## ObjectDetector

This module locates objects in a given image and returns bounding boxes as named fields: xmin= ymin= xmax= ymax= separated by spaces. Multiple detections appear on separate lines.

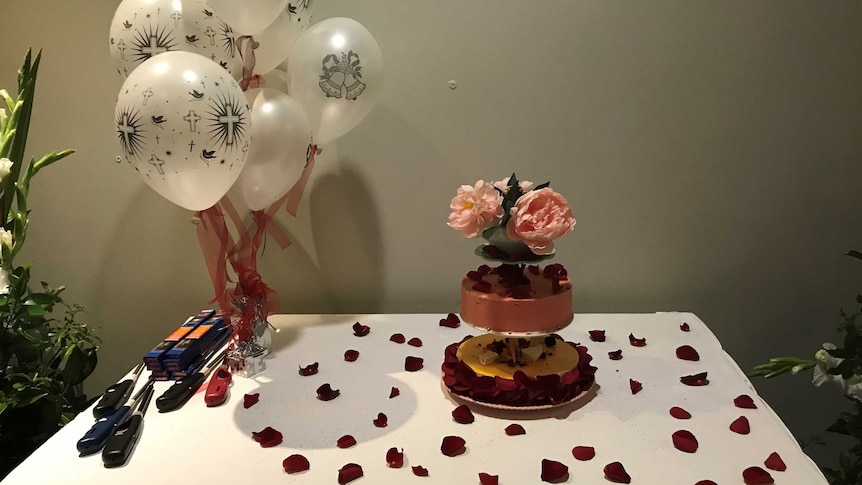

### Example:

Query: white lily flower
xmin=0 ymin=157 xmax=12 ymax=181
xmin=0 ymin=227 xmax=12 ymax=251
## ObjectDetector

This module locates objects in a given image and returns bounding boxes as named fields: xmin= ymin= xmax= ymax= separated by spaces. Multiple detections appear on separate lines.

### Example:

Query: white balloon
xmin=207 ymin=0 xmax=287 ymax=35
xmin=109 ymin=0 xmax=241 ymax=79
xmin=287 ymin=17 xmax=383 ymax=146
xmin=115 ymin=51 xmax=251 ymax=211
xmin=237 ymin=88 xmax=312 ymax=211
xmin=250 ymin=1 xmax=314 ymax=75
xmin=259 ymin=68 xmax=288 ymax=92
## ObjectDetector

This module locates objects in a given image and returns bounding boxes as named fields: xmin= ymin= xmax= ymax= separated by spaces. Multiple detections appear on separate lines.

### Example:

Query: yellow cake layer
xmin=455 ymin=334 xmax=580 ymax=379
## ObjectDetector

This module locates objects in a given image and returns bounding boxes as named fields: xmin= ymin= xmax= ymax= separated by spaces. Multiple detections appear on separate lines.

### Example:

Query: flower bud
xmin=0 ymin=158 xmax=12 ymax=181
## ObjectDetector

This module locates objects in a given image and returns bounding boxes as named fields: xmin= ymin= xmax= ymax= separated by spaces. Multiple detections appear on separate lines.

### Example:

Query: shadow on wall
xmin=309 ymin=163 xmax=384 ymax=313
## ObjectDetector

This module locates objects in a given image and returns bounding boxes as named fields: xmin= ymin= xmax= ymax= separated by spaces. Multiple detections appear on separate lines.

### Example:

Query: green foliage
xmin=0 ymin=50 xmax=98 ymax=478
xmin=751 ymin=250 xmax=862 ymax=484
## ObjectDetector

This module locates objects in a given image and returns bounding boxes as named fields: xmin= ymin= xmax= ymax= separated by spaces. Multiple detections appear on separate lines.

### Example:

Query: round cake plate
xmin=446 ymin=383 xmax=594 ymax=412
xmin=474 ymin=244 xmax=556 ymax=264
xmin=462 ymin=314 xmax=574 ymax=338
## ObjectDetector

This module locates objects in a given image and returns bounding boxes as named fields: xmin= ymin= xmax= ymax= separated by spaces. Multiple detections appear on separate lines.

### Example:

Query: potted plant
xmin=0 ymin=50 xmax=100 ymax=478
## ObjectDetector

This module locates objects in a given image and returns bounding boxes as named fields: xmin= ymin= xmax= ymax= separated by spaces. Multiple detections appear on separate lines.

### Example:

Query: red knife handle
xmin=204 ymin=367 xmax=232 ymax=407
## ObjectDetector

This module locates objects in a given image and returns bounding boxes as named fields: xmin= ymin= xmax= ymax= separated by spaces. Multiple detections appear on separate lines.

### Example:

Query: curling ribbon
xmin=195 ymin=204 xmax=234 ymax=313
xmin=236 ymin=35 xmax=260 ymax=91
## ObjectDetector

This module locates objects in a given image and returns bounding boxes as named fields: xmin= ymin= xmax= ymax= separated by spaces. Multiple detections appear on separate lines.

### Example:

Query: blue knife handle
xmin=77 ymin=406 xmax=131 ymax=455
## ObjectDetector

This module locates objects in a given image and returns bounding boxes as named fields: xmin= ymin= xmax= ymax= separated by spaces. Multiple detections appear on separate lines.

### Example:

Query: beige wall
xmin=2 ymin=0 xmax=860 ymax=467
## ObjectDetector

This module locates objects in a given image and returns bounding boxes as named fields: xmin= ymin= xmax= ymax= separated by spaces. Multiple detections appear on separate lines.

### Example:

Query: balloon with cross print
xmin=115 ymin=51 xmax=250 ymax=211
xmin=109 ymin=0 xmax=241 ymax=80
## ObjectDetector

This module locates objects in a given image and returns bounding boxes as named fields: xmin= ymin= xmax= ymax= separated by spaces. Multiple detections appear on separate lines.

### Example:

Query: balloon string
xmin=237 ymin=35 xmax=260 ymax=91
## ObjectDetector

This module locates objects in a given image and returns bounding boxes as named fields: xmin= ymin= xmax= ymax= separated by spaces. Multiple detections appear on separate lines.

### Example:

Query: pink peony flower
xmin=493 ymin=176 xmax=534 ymax=194
xmin=506 ymin=188 xmax=574 ymax=255
xmin=448 ymin=180 xmax=504 ymax=238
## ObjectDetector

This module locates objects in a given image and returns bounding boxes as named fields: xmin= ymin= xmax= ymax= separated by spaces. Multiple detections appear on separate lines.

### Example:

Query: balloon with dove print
xmin=115 ymin=51 xmax=250 ymax=211
xmin=109 ymin=0 xmax=241 ymax=80
xmin=249 ymin=0 xmax=315 ymax=76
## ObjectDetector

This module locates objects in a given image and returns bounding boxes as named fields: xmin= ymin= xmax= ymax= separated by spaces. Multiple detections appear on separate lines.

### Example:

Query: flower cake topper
xmin=448 ymin=174 xmax=575 ymax=261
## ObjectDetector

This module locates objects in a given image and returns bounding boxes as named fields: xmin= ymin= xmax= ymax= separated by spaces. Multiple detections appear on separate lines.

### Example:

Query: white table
xmin=2 ymin=313 xmax=827 ymax=484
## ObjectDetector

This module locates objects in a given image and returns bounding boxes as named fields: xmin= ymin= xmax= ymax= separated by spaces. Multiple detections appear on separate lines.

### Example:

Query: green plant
xmin=751 ymin=250 xmax=862 ymax=484
xmin=0 ymin=50 xmax=99 ymax=477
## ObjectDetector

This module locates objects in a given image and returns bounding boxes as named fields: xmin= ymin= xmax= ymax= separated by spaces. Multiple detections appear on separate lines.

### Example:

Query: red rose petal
xmin=251 ymin=426 xmax=283 ymax=448
xmin=604 ymin=461 xmax=632 ymax=483
xmin=440 ymin=313 xmax=461 ymax=328
xmin=764 ymin=452 xmax=786 ymax=471
xmin=608 ymin=349 xmax=623 ymax=360
xmin=695 ymin=481 xmax=717 ymax=485
xmin=243 ymin=393 xmax=260 ymax=409
xmin=479 ymin=472 xmax=499 ymax=485
xmin=283 ymin=454 xmax=310 ymax=474
xmin=452 ymin=404 xmax=475 ymax=424
xmin=680 ymin=322 xmax=690 ymax=331
xmin=589 ymin=330 xmax=606 ymax=342
xmin=629 ymin=333 xmax=646 ymax=347
xmin=672 ymin=430 xmax=698 ymax=453
xmin=505 ymin=424 xmax=526 ymax=436
xmin=338 ymin=463 xmax=364 ymax=484
xmin=675 ymin=345 xmax=700 ymax=361
xmin=680 ymin=372 xmax=709 ymax=386
xmin=629 ymin=378 xmax=643 ymax=394
xmin=541 ymin=459 xmax=568 ymax=483
xmin=316 ymin=383 xmax=340 ymax=401
xmin=669 ymin=406 xmax=692 ymax=419
xmin=344 ymin=349 xmax=360 ymax=362
xmin=735 ymin=394 xmax=757 ymax=409
xmin=405 ymin=356 xmax=424 ymax=371
xmin=352 ymin=322 xmax=370 ymax=337
xmin=572 ymin=446 xmax=595 ymax=461
xmin=743 ymin=466 xmax=774 ymax=484
xmin=730 ymin=416 xmax=751 ymax=434
xmin=412 ymin=465 xmax=429 ymax=477
xmin=298 ymin=362 xmax=319 ymax=376
xmin=336 ymin=435 xmax=357 ymax=448
xmin=441 ymin=435 xmax=466 ymax=456
xmin=386 ymin=447 xmax=404 ymax=468
xmin=373 ymin=412 xmax=388 ymax=428
xmin=408 ymin=337 xmax=423 ymax=347
xmin=389 ymin=386 xmax=400 ymax=398
xmin=390 ymin=333 xmax=406 ymax=343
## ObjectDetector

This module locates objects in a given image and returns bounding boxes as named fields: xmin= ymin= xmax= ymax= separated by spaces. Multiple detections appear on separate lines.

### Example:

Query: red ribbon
xmin=237 ymin=35 xmax=260 ymax=92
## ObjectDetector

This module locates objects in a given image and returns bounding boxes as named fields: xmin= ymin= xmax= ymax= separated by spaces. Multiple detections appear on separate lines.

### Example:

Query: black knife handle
xmin=93 ymin=379 xmax=133 ymax=418
xmin=102 ymin=415 xmax=143 ymax=468
xmin=155 ymin=373 xmax=206 ymax=412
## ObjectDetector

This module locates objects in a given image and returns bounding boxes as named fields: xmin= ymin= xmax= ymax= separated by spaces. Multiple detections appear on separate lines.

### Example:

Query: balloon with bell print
xmin=114 ymin=51 xmax=250 ymax=211
xmin=109 ymin=0 xmax=241 ymax=80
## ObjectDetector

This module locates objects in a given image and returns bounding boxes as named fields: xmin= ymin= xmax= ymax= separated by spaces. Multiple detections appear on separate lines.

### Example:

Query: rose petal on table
xmin=390 ymin=333 xmax=406 ymax=343
xmin=670 ymin=406 xmax=691 ymax=419
xmin=386 ymin=447 xmax=404 ymax=468
xmin=479 ymin=472 xmax=499 ymax=485
xmin=764 ymin=452 xmax=786 ymax=471
xmin=735 ymin=394 xmax=757 ymax=409
xmin=695 ymin=481 xmax=718 ymax=485
xmin=452 ymin=404 xmax=474 ymax=424
xmin=672 ymin=430 xmax=698 ymax=453
xmin=680 ymin=372 xmax=709 ymax=386
xmin=344 ymin=349 xmax=360 ymax=362
xmin=338 ymin=463 xmax=364 ymax=484
xmin=629 ymin=378 xmax=643 ymax=394
xmin=316 ymin=383 xmax=340 ymax=401
xmin=405 ymin=356 xmax=424 ymax=372
xmin=629 ymin=333 xmax=647 ymax=347
xmin=608 ymin=349 xmax=623 ymax=360
xmin=540 ymin=459 xmax=568 ymax=483
xmin=373 ymin=412 xmax=388 ymax=428
xmin=298 ymin=362 xmax=319 ymax=376
xmin=282 ymin=454 xmax=309 ymax=474
xmin=440 ymin=313 xmax=461 ymax=328
xmin=243 ymin=393 xmax=260 ymax=409
xmin=675 ymin=345 xmax=700 ymax=361
xmin=389 ymin=386 xmax=400 ymax=398
xmin=589 ymin=330 xmax=606 ymax=342
xmin=408 ymin=337 xmax=423 ymax=347
xmin=251 ymin=426 xmax=282 ymax=448
xmin=412 ymin=465 xmax=429 ymax=477
xmin=352 ymin=322 xmax=370 ymax=337
xmin=604 ymin=461 xmax=632 ymax=483
xmin=730 ymin=416 xmax=751 ymax=434
xmin=743 ymin=466 xmax=774 ymax=484
xmin=572 ymin=446 xmax=595 ymax=461
xmin=680 ymin=322 xmax=691 ymax=331
xmin=441 ymin=435 xmax=466 ymax=456
xmin=505 ymin=424 xmax=526 ymax=436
